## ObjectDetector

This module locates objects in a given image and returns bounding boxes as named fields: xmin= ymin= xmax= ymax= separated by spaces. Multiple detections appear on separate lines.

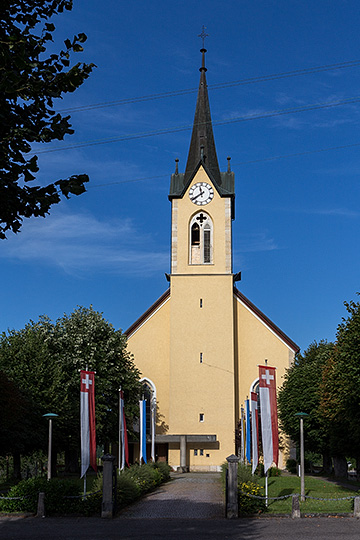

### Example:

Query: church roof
xmin=234 ymin=288 xmax=300 ymax=353
xmin=125 ymin=286 xmax=300 ymax=354
xmin=169 ymin=49 xmax=235 ymax=200
xmin=125 ymin=288 xmax=170 ymax=338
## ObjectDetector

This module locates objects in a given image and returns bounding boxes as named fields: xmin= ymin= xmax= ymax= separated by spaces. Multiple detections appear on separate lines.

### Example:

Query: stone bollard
xmin=36 ymin=491 xmax=45 ymax=518
xmin=226 ymin=454 xmax=240 ymax=519
xmin=292 ymin=494 xmax=301 ymax=519
xmin=101 ymin=454 xmax=115 ymax=519
xmin=354 ymin=496 xmax=360 ymax=518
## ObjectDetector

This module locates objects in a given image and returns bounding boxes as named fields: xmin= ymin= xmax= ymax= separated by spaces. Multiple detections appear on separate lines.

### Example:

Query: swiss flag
xmin=259 ymin=365 xmax=279 ymax=473
xmin=80 ymin=371 xmax=97 ymax=478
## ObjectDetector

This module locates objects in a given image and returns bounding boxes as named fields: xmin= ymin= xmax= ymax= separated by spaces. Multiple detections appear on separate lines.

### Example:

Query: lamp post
xmin=43 ymin=413 xmax=58 ymax=480
xmin=295 ymin=412 xmax=309 ymax=502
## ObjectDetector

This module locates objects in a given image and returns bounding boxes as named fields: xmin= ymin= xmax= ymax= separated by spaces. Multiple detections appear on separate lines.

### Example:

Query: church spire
xmin=183 ymin=47 xmax=221 ymax=186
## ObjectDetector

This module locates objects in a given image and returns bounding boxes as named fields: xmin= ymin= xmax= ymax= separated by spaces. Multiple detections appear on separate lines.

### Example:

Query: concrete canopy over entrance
xmin=156 ymin=434 xmax=217 ymax=472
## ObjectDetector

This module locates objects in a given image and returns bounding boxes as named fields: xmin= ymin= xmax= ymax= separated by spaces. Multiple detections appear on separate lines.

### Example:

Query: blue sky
xmin=2 ymin=0 xmax=360 ymax=352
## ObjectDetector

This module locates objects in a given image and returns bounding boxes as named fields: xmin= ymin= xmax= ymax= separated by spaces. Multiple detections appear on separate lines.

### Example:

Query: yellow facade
xmin=126 ymin=49 xmax=298 ymax=471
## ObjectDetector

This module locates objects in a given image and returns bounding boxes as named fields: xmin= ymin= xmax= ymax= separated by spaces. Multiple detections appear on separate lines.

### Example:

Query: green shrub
xmin=116 ymin=462 xmax=170 ymax=510
xmin=238 ymin=481 xmax=267 ymax=515
xmin=0 ymin=462 xmax=171 ymax=516
xmin=149 ymin=461 xmax=171 ymax=482
xmin=286 ymin=459 xmax=297 ymax=475
xmin=221 ymin=461 xmax=260 ymax=486
xmin=124 ymin=463 xmax=162 ymax=495
xmin=117 ymin=473 xmax=141 ymax=507
xmin=268 ymin=466 xmax=281 ymax=477
xmin=0 ymin=477 xmax=81 ymax=515
xmin=238 ymin=463 xmax=260 ymax=483
xmin=221 ymin=462 xmax=266 ymax=515
xmin=257 ymin=463 xmax=282 ymax=477
xmin=79 ymin=489 xmax=102 ymax=516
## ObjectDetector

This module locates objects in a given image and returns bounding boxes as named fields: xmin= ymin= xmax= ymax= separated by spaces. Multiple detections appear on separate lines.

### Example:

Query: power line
xmin=32 ymin=94 xmax=360 ymax=155
xmin=88 ymin=141 xmax=360 ymax=189
xmin=59 ymin=59 xmax=360 ymax=114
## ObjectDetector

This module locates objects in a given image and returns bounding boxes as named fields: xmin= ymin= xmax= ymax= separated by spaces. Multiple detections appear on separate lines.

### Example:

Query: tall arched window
xmin=189 ymin=212 xmax=213 ymax=265
xmin=140 ymin=377 xmax=157 ymax=462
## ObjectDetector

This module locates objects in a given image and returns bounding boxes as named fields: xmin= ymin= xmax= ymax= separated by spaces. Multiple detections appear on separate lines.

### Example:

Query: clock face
xmin=189 ymin=182 xmax=214 ymax=205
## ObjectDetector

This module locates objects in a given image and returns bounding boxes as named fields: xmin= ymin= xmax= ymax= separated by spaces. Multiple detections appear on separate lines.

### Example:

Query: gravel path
xmin=118 ymin=472 xmax=225 ymax=519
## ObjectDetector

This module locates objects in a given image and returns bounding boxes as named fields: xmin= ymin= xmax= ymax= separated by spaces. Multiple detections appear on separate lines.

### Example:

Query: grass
xmin=257 ymin=475 xmax=359 ymax=514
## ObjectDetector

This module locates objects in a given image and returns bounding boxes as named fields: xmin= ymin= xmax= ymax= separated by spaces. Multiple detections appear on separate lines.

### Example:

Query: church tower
xmin=126 ymin=47 xmax=299 ymax=471
xmin=167 ymin=47 xmax=237 ymax=468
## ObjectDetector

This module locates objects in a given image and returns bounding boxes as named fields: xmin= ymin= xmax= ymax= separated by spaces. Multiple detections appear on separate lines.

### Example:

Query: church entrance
xmin=155 ymin=443 xmax=168 ymax=463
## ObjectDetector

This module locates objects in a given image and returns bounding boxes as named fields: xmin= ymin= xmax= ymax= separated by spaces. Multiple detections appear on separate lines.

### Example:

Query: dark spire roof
xmin=169 ymin=48 xmax=235 ymax=203
xmin=183 ymin=48 xmax=221 ymax=186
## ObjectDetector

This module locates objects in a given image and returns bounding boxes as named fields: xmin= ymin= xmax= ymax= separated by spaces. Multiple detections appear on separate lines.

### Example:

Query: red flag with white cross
xmin=259 ymin=365 xmax=279 ymax=473
xmin=80 ymin=370 xmax=97 ymax=478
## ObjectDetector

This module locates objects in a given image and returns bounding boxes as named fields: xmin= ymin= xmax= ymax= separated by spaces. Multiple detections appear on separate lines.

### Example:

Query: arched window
xmin=189 ymin=212 xmax=213 ymax=265
xmin=140 ymin=378 xmax=157 ymax=461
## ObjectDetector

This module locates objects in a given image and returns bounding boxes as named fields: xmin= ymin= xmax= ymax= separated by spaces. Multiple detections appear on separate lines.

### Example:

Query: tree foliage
xmin=0 ymin=0 xmax=95 ymax=239
xmin=0 ymin=307 xmax=141 ymax=469
xmin=278 ymin=341 xmax=334 ymax=465
xmin=279 ymin=295 xmax=360 ymax=476
xmin=0 ymin=370 xmax=40 ymax=456
xmin=49 ymin=306 xmax=142 ymax=453
xmin=320 ymin=296 xmax=360 ymax=460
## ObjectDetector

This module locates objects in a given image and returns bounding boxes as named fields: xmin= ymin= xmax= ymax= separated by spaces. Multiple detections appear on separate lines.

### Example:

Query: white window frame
xmin=189 ymin=212 xmax=213 ymax=265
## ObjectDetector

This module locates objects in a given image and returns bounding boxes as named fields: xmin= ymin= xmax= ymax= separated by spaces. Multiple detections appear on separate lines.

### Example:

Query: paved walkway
xmin=118 ymin=471 xmax=225 ymax=519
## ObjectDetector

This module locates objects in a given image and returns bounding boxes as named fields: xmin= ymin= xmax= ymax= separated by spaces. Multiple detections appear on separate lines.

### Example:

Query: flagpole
xmin=139 ymin=395 xmax=144 ymax=465
xmin=151 ymin=392 xmax=156 ymax=462
xmin=240 ymin=405 xmax=245 ymax=464
xmin=84 ymin=364 xmax=88 ymax=499
xmin=118 ymin=386 xmax=122 ymax=474
xmin=265 ymin=471 xmax=268 ymax=507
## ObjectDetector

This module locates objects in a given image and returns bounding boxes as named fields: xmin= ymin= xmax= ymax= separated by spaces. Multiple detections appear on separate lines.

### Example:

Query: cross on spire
xmin=198 ymin=25 xmax=209 ymax=48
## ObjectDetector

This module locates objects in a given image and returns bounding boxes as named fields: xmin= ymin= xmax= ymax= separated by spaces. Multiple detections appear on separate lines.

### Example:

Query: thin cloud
xmin=236 ymin=232 xmax=278 ymax=253
xmin=274 ymin=205 xmax=360 ymax=218
xmin=0 ymin=211 xmax=169 ymax=276
xmin=303 ymin=207 xmax=360 ymax=218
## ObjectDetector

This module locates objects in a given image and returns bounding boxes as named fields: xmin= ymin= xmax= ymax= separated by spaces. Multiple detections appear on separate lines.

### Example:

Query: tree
xmin=0 ymin=318 xmax=59 ymax=476
xmin=49 ymin=306 xmax=142 ymax=470
xmin=0 ymin=307 xmax=142 ymax=473
xmin=0 ymin=371 xmax=41 ymax=478
xmin=278 ymin=341 xmax=334 ymax=472
xmin=0 ymin=0 xmax=95 ymax=239
xmin=320 ymin=295 xmax=360 ymax=476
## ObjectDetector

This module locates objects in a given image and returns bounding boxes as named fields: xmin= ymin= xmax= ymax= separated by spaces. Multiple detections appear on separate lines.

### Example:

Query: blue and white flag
xmin=251 ymin=392 xmax=259 ymax=474
xmin=245 ymin=399 xmax=251 ymax=464
xmin=139 ymin=399 xmax=147 ymax=464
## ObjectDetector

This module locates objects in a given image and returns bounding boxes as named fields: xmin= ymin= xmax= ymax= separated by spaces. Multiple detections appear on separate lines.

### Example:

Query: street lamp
xmin=295 ymin=412 xmax=309 ymax=502
xmin=43 ymin=413 xmax=58 ymax=480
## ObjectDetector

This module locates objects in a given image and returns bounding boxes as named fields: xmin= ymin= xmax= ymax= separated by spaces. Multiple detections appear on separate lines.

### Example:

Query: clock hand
xmin=192 ymin=190 xmax=204 ymax=201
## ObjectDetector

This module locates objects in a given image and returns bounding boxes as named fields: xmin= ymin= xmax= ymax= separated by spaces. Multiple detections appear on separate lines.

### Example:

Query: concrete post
xmin=226 ymin=454 xmax=240 ymax=519
xmin=101 ymin=454 xmax=115 ymax=519
xmin=292 ymin=494 xmax=301 ymax=519
xmin=354 ymin=496 xmax=360 ymax=517
xmin=36 ymin=492 xmax=45 ymax=518
xmin=179 ymin=435 xmax=188 ymax=473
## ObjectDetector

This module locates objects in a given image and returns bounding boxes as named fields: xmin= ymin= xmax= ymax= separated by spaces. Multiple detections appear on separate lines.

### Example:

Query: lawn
xmin=257 ymin=475 xmax=359 ymax=514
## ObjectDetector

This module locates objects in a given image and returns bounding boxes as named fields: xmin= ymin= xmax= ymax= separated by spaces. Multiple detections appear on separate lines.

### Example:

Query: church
xmin=125 ymin=47 xmax=299 ymax=472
